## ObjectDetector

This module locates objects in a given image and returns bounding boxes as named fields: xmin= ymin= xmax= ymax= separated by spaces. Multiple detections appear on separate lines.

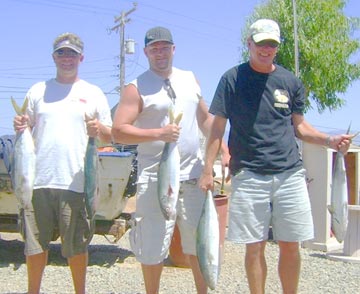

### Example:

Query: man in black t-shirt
xmin=199 ymin=19 xmax=352 ymax=294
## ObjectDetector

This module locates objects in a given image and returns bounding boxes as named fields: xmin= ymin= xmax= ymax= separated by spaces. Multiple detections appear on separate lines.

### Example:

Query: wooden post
xmin=343 ymin=205 xmax=360 ymax=257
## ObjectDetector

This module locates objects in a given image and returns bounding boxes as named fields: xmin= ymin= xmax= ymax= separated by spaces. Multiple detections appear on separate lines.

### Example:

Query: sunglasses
xmin=164 ymin=79 xmax=176 ymax=103
xmin=54 ymin=49 xmax=80 ymax=57
xmin=253 ymin=38 xmax=279 ymax=48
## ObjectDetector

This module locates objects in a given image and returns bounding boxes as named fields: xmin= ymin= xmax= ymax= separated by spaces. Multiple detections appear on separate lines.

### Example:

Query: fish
xmin=328 ymin=151 xmax=348 ymax=243
xmin=327 ymin=126 xmax=359 ymax=243
xmin=84 ymin=114 xmax=100 ymax=220
xmin=10 ymin=97 xmax=36 ymax=209
xmin=157 ymin=106 xmax=182 ymax=220
xmin=196 ymin=190 xmax=220 ymax=290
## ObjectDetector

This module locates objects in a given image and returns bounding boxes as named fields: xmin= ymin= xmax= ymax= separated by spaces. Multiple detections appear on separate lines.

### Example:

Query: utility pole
xmin=111 ymin=2 xmax=137 ymax=96
xmin=292 ymin=0 xmax=299 ymax=77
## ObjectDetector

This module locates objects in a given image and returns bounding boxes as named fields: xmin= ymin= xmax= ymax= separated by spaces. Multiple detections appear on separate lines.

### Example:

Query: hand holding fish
xmin=160 ymin=108 xmax=182 ymax=142
xmin=199 ymin=171 xmax=215 ymax=192
xmin=85 ymin=114 xmax=100 ymax=138
xmin=12 ymin=96 xmax=30 ymax=133
xmin=13 ymin=114 xmax=30 ymax=133
xmin=327 ymin=133 xmax=357 ymax=155
xmin=160 ymin=123 xmax=181 ymax=143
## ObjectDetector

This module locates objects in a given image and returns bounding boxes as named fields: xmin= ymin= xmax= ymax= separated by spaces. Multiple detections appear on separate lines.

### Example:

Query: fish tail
xmin=350 ymin=131 xmax=360 ymax=140
xmin=174 ymin=112 xmax=183 ymax=125
xmin=168 ymin=107 xmax=175 ymax=124
xmin=346 ymin=122 xmax=351 ymax=134
xmin=11 ymin=97 xmax=28 ymax=115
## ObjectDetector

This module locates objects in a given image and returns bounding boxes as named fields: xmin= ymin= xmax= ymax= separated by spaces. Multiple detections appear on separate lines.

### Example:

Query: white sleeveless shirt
xmin=131 ymin=67 xmax=204 ymax=183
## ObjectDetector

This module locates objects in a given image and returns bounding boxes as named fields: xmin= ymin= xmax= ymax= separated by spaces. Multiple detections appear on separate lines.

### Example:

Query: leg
xmin=270 ymin=169 xmax=313 ymax=293
xmin=189 ymin=255 xmax=208 ymax=294
xmin=68 ymin=252 xmax=88 ymax=294
xmin=58 ymin=190 xmax=92 ymax=294
xmin=245 ymin=241 xmax=267 ymax=294
xmin=22 ymin=191 xmax=56 ymax=294
xmin=26 ymin=251 xmax=48 ymax=294
xmin=141 ymin=262 xmax=163 ymax=294
xmin=278 ymin=241 xmax=300 ymax=294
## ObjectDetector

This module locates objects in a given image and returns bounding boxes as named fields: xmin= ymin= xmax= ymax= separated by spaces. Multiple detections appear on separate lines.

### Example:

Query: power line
xmin=134 ymin=1 xmax=239 ymax=33
xmin=9 ymin=0 xmax=117 ymax=16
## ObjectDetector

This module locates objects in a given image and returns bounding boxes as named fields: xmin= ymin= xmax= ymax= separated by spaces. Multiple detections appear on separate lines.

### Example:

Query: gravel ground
xmin=0 ymin=230 xmax=359 ymax=294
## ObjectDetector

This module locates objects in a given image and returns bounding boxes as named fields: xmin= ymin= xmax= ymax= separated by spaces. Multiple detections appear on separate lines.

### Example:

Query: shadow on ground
xmin=0 ymin=237 xmax=134 ymax=268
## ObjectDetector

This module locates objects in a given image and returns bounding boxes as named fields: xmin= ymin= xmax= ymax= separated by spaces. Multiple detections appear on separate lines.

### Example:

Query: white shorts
xmin=129 ymin=178 xmax=205 ymax=265
xmin=228 ymin=168 xmax=314 ymax=243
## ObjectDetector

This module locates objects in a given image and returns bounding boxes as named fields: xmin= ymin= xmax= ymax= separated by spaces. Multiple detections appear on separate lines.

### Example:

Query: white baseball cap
xmin=249 ymin=19 xmax=281 ymax=44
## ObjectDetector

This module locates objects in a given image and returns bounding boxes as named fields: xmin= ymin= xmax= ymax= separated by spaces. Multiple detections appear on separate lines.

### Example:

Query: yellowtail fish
xmin=157 ymin=106 xmax=182 ymax=220
xmin=196 ymin=190 xmax=220 ymax=290
xmin=328 ymin=151 xmax=348 ymax=243
xmin=11 ymin=97 xmax=36 ymax=209
xmin=328 ymin=129 xmax=359 ymax=243
xmin=84 ymin=114 xmax=100 ymax=220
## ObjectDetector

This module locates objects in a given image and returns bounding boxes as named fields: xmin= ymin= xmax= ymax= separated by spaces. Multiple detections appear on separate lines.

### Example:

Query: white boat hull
xmin=0 ymin=151 xmax=135 ymax=220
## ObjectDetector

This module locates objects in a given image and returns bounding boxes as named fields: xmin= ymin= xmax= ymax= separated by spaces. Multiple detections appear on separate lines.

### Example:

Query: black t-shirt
xmin=210 ymin=62 xmax=305 ymax=175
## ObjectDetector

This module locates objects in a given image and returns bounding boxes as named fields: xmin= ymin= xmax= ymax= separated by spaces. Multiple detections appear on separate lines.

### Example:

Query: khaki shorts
xmin=228 ymin=168 xmax=314 ymax=243
xmin=20 ymin=188 xmax=93 ymax=258
xmin=129 ymin=178 xmax=205 ymax=265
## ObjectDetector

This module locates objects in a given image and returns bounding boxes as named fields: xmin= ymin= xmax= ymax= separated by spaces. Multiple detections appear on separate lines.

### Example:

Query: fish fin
xmin=333 ymin=217 xmax=341 ymax=225
xmin=11 ymin=97 xmax=28 ymax=115
xmin=327 ymin=205 xmax=334 ymax=214
xmin=167 ymin=185 xmax=174 ymax=197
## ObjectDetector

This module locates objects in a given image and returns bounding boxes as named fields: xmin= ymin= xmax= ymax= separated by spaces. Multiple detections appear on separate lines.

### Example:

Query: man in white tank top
xmin=112 ymin=27 xmax=229 ymax=294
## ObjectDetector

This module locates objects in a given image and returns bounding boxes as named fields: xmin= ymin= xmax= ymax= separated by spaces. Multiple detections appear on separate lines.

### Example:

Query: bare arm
xmin=196 ymin=98 xmax=213 ymax=138
xmin=111 ymin=84 xmax=180 ymax=144
xmin=292 ymin=113 xmax=352 ymax=153
xmin=97 ymin=123 xmax=112 ymax=143
xmin=197 ymin=96 xmax=229 ymax=159
xmin=199 ymin=115 xmax=228 ymax=191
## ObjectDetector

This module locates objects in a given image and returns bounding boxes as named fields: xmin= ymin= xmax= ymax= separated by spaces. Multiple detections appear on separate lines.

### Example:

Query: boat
xmin=0 ymin=135 xmax=137 ymax=242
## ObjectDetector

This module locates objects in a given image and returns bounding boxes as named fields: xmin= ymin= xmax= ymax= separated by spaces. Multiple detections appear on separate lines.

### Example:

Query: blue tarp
xmin=0 ymin=135 xmax=15 ymax=174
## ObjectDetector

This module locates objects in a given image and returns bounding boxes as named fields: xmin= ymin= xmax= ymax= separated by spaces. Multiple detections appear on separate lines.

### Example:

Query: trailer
xmin=0 ymin=135 xmax=137 ymax=242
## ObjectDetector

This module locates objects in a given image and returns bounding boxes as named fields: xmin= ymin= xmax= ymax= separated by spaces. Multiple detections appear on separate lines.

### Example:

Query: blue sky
xmin=0 ymin=0 xmax=359 ymax=142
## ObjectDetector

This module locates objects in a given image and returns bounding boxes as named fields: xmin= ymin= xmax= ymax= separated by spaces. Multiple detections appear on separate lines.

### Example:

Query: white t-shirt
xmin=131 ymin=67 xmax=204 ymax=183
xmin=26 ymin=78 xmax=112 ymax=192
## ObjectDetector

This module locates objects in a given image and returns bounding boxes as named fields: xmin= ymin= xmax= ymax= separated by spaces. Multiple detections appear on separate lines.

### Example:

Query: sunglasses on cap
xmin=54 ymin=49 xmax=80 ymax=57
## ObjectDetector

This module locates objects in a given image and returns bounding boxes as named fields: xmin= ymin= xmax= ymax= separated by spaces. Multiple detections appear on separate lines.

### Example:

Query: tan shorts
xmin=20 ymin=188 xmax=93 ymax=258
xmin=129 ymin=178 xmax=206 ymax=265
